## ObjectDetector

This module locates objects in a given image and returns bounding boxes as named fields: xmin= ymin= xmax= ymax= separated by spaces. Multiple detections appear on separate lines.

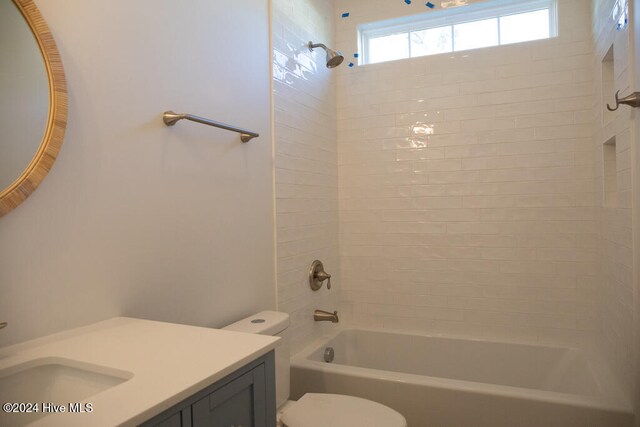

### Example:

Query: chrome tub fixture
xmin=324 ymin=346 xmax=335 ymax=363
xmin=309 ymin=260 xmax=332 ymax=290
xmin=314 ymin=309 xmax=339 ymax=323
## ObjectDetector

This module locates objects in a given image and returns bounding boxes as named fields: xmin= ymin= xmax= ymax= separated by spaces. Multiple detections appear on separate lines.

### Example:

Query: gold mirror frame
xmin=0 ymin=0 xmax=67 ymax=217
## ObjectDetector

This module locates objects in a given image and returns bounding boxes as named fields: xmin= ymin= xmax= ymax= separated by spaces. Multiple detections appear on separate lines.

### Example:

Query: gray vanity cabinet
xmin=140 ymin=352 xmax=275 ymax=427
xmin=192 ymin=364 xmax=267 ymax=427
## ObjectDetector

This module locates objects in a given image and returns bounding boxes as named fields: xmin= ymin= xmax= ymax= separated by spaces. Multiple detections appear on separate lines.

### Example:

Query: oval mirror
xmin=0 ymin=0 xmax=67 ymax=217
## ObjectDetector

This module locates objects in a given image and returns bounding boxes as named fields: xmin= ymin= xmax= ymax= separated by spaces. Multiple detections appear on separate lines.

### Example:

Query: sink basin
xmin=0 ymin=357 xmax=132 ymax=426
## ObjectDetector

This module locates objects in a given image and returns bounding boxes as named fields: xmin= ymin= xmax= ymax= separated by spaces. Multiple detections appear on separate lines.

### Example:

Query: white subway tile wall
xmin=334 ymin=0 xmax=598 ymax=347
xmin=272 ymin=0 xmax=341 ymax=352
xmin=592 ymin=0 xmax=635 ymax=403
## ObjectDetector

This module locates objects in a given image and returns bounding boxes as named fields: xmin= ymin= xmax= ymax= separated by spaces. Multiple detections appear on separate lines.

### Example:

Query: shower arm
xmin=308 ymin=42 xmax=328 ymax=51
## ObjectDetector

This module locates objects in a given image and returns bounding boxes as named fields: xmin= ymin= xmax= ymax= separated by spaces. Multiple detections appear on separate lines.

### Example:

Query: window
xmin=360 ymin=0 xmax=557 ymax=65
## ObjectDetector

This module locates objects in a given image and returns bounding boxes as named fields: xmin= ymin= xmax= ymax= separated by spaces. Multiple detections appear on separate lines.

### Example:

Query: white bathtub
xmin=290 ymin=329 xmax=634 ymax=427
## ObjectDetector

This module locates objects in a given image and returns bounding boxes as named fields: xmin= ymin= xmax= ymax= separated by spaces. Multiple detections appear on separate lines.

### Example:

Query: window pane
xmin=368 ymin=33 xmax=409 ymax=64
xmin=453 ymin=18 xmax=499 ymax=51
xmin=410 ymin=26 xmax=453 ymax=57
xmin=500 ymin=9 xmax=549 ymax=45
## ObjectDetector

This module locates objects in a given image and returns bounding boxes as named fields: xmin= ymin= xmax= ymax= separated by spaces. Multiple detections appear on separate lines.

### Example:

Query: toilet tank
xmin=223 ymin=311 xmax=290 ymax=408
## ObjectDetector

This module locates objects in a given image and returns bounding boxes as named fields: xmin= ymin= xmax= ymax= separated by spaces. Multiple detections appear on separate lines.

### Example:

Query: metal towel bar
xmin=163 ymin=111 xmax=259 ymax=143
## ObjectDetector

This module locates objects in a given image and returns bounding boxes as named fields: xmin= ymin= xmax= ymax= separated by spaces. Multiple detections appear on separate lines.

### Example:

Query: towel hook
xmin=607 ymin=90 xmax=640 ymax=111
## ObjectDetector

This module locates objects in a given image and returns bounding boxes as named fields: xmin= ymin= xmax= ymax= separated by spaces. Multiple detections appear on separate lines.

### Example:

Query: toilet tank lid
xmin=223 ymin=311 xmax=290 ymax=336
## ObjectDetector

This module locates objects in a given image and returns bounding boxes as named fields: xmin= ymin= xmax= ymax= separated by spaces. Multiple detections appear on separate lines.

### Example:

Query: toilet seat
xmin=280 ymin=393 xmax=407 ymax=427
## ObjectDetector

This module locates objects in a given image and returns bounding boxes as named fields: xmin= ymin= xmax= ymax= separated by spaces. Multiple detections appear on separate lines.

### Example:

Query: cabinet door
xmin=191 ymin=365 xmax=266 ymax=427
xmin=154 ymin=412 xmax=182 ymax=427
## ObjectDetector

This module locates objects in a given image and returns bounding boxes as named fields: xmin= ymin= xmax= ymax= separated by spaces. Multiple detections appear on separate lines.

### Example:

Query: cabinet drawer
xmin=191 ymin=365 xmax=266 ymax=427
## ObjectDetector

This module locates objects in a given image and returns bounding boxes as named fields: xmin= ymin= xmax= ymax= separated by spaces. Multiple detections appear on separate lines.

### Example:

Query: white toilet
xmin=224 ymin=311 xmax=407 ymax=427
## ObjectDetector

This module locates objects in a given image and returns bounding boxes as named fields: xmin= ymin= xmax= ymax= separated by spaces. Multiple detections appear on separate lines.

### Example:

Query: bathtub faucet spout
xmin=314 ymin=309 xmax=339 ymax=323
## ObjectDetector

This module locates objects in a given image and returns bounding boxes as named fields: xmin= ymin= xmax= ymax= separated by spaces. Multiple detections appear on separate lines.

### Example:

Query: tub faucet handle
xmin=316 ymin=271 xmax=331 ymax=289
xmin=309 ymin=260 xmax=332 ymax=291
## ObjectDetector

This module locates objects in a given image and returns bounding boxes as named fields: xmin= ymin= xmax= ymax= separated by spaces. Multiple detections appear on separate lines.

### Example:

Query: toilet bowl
xmin=223 ymin=311 xmax=406 ymax=427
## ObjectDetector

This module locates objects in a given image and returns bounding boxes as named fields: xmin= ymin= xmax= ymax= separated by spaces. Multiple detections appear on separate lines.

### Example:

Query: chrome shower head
xmin=308 ymin=41 xmax=344 ymax=69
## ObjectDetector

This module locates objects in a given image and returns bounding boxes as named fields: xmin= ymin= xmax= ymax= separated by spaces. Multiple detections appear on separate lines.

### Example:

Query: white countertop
xmin=0 ymin=317 xmax=279 ymax=426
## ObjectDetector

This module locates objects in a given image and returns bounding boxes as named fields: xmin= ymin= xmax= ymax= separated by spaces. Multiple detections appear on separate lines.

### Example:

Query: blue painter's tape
xmin=341 ymin=12 xmax=350 ymax=18
xmin=354 ymin=53 xmax=359 ymax=58
xmin=426 ymin=2 xmax=435 ymax=8
xmin=348 ymin=62 xmax=354 ymax=67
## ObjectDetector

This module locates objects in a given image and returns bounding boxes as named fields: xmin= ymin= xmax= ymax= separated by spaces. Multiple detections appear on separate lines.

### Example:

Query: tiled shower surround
xmin=272 ymin=0 xmax=341 ymax=352
xmin=592 ymin=0 xmax=635 ymax=405
xmin=334 ymin=0 xmax=597 ymax=347
xmin=273 ymin=0 xmax=637 ymax=411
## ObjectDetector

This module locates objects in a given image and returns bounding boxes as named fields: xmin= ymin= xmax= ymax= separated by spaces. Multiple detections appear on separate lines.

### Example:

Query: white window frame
xmin=359 ymin=0 xmax=558 ymax=65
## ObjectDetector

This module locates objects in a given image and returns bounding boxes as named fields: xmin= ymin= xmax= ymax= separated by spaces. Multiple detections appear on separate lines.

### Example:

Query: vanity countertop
xmin=0 ymin=317 xmax=279 ymax=426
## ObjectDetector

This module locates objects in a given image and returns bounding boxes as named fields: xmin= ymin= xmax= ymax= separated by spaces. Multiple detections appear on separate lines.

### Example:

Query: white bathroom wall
xmin=0 ymin=0 xmax=275 ymax=346
xmin=591 ymin=0 xmax=635 ymax=403
xmin=272 ymin=0 xmax=341 ymax=353
xmin=334 ymin=0 xmax=598 ymax=347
